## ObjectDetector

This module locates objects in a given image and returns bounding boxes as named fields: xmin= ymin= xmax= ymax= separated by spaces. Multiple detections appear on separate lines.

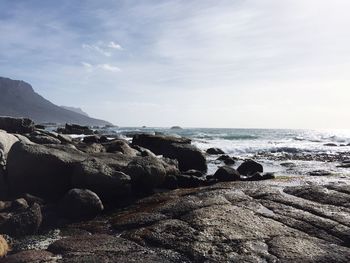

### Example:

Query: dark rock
xmin=183 ymin=169 xmax=204 ymax=177
xmin=0 ymin=130 xmax=19 ymax=162
xmin=213 ymin=166 xmax=240 ymax=181
xmin=76 ymin=142 xmax=106 ymax=154
xmin=0 ymin=169 xmax=8 ymax=199
xmin=21 ymin=193 xmax=45 ymax=206
xmin=11 ymin=198 xmax=29 ymax=211
xmin=160 ymin=175 xmax=178 ymax=189
xmin=0 ymin=203 xmax=42 ymax=236
xmin=132 ymin=145 xmax=157 ymax=157
xmin=237 ymin=160 xmax=263 ymax=176
xmin=99 ymin=135 xmax=109 ymax=143
xmin=245 ymin=172 xmax=264 ymax=181
xmin=206 ymin=147 xmax=225 ymax=155
xmin=262 ymin=172 xmax=276 ymax=180
xmin=170 ymin=126 xmax=182 ymax=129
xmin=58 ymin=123 xmax=94 ymax=135
xmin=34 ymin=124 xmax=46 ymax=129
xmin=0 ymin=117 xmax=34 ymax=134
xmin=0 ymin=250 xmax=55 ymax=263
xmin=280 ymin=162 xmax=296 ymax=168
xmin=324 ymin=143 xmax=338 ymax=147
xmin=6 ymin=141 xmax=86 ymax=199
xmin=132 ymin=133 xmax=191 ymax=152
xmin=60 ymin=189 xmax=104 ymax=220
xmin=176 ymin=174 xmax=204 ymax=188
xmin=217 ymin=155 xmax=236 ymax=165
xmin=309 ymin=170 xmax=332 ymax=176
xmin=72 ymin=158 xmax=132 ymax=201
xmin=82 ymin=135 xmax=100 ymax=143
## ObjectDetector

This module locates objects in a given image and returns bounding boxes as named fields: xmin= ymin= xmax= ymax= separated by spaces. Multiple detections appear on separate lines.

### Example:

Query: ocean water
xmin=104 ymin=127 xmax=350 ymax=176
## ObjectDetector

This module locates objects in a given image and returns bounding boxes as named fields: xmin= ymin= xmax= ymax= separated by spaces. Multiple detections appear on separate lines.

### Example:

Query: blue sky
xmin=1 ymin=0 xmax=350 ymax=128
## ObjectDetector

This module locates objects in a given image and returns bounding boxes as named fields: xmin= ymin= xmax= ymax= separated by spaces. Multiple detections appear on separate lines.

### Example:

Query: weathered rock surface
xmin=60 ymin=189 xmax=104 ymax=220
xmin=213 ymin=166 xmax=240 ymax=181
xmin=57 ymin=123 xmax=94 ymax=135
xmin=0 ymin=117 xmax=34 ymax=134
xmin=0 ymin=250 xmax=56 ymax=263
xmin=6 ymin=178 xmax=350 ymax=262
xmin=0 ymin=130 xmax=19 ymax=164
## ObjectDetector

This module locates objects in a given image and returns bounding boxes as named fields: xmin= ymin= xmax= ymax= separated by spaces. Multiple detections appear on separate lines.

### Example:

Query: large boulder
xmin=214 ymin=166 xmax=240 ymax=182
xmin=0 ymin=130 xmax=19 ymax=163
xmin=6 ymin=142 xmax=86 ymax=199
xmin=237 ymin=160 xmax=263 ymax=176
xmin=60 ymin=188 xmax=104 ymax=220
xmin=72 ymin=158 xmax=132 ymax=201
xmin=0 ymin=117 xmax=35 ymax=134
xmin=104 ymin=139 xmax=139 ymax=156
xmin=132 ymin=134 xmax=206 ymax=172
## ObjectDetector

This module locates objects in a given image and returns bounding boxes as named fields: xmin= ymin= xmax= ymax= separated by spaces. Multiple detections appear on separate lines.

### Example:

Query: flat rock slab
xmin=4 ymin=177 xmax=350 ymax=262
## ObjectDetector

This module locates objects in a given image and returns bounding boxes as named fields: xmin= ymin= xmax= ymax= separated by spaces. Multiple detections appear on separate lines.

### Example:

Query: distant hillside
xmin=0 ymin=77 xmax=111 ymax=126
xmin=61 ymin=106 xmax=89 ymax=117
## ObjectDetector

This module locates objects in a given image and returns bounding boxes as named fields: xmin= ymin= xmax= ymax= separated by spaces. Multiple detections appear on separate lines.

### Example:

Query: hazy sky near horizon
xmin=1 ymin=0 xmax=350 ymax=128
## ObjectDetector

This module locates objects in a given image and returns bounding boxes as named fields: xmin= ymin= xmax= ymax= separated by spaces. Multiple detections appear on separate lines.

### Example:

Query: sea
xmin=99 ymin=127 xmax=350 ymax=177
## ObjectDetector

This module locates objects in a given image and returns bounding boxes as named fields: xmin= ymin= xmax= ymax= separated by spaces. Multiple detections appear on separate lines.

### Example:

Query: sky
xmin=1 ymin=0 xmax=350 ymax=128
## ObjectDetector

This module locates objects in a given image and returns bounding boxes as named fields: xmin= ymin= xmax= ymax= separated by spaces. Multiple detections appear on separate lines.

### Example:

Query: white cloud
xmin=82 ymin=43 xmax=111 ymax=57
xmin=97 ymin=64 xmax=121 ymax=72
xmin=108 ymin=41 xmax=123 ymax=50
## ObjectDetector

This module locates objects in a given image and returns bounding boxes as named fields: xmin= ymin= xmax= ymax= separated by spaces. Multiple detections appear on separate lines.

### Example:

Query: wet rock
xmin=72 ymin=158 xmax=131 ymax=201
xmin=60 ymin=189 xmax=104 ymax=220
xmin=206 ymin=148 xmax=225 ymax=155
xmin=245 ymin=172 xmax=264 ymax=181
xmin=237 ymin=160 xmax=263 ymax=176
xmin=7 ymin=142 xmax=86 ymax=199
xmin=0 ymin=203 xmax=42 ymax=236
xmin=217 ymin=155 xmax=236 ymax=165
xmin=213 ymin=166 xmax=240 ymax=181
xmin=0 ymin=117 xmax=34 ymax=134
xmin=0 ymin=250 xmax=55 ymax=263
xmin=57 ymin=123 xmax=94 ymax=135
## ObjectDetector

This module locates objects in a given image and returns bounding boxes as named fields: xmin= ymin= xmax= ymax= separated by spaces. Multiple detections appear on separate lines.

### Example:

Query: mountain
xmin=0 ymin=77 xmax=111 ymax=126
xmin=60 ymin=106 xmax=89 ymax=117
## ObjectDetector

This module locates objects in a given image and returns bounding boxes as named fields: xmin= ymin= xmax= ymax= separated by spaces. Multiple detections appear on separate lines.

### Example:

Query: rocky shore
xmin=0 ymin=117 xmax=349 ymax=262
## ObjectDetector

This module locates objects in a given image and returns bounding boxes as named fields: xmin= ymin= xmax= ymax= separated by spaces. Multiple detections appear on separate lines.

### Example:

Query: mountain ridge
xmin=0 ymin=77 xmax=111 ymax=126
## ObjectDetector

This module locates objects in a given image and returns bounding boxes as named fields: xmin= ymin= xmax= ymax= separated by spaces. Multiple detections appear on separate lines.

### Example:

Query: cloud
xmin=81 ymin=62 xmax=121 ymax=73
xmin=82 ymin=43 xmax=112 ymax=57
xmin=108 ymin=41 xmax=123 ymax=50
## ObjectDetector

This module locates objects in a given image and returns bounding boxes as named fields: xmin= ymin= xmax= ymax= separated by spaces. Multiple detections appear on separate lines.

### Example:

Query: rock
xmin=57 ymin=123 xmax=94 ymax=135
xmin=0 ymin=235 xmax=9 ymax=258
xmin=0 ymin=203 xmax=42 ymax=236
xmin=11 ymin=198 xmax=29 ymax=211
xmin=262 ymin=172 xmax=275 ymax=180
xmin=60 ymin=189 xmax=104 ymax=220
xmin=132 ymin=133 xmax=191 ymax=152
xmin=0 ymin=170 xmax=8 ymax=199
xmin=77 ymin=142 xmax=106 ymax=154
xmin=6 ymin=141 xmax=86 ymax=199
xmin=170 ymin=126 xmax=182 ymax=129
xmin=83 ymin=135 xmax=100 ymax=143
xmin=309 ymin=170 xmax=332 ymax=176
xmin=245 ymin=172 xmax=264 ymax=181
xmin=176 ymin=174 xmax=205 ymax=188
xmin=0 ymin=250 xmax=55 ymax=262
xmin=26 ymin=133 xmax=61 ymax=144
xmin=160 ymin=175 xmax=178 ymax=189
xmin=324 ymin=143 xmax=338 ymax=147
xmin=0 ymin=117 xmax=34 ymax=134
xmin=164 ymin=143 xmax=207 ymax=172
xmin=216 ymin=155 xmax=236 ymax=165
xmin=0 ymin=130 xmax=19 ymax=162
xmin=72 ymin=158 xmax=132 ymax=201
xmin=132 ymin=145 xmax=157 ymax=158
xmin=213 ymin=166 xmax=240 ymax=181
xmin=48 ymin=234 xmax=177 ymax=262
xmin=183 ymin=169 xmax=204 ymax=177
xmin=338 ymin=163 xmax=350 ymax=168
xmin=237 ymin=160 xmax=263 ymax=176
xmin=206 ymin=148 xmax=225 ymax=155
xmin=104 ymin=139 xmax=138 ymax=156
